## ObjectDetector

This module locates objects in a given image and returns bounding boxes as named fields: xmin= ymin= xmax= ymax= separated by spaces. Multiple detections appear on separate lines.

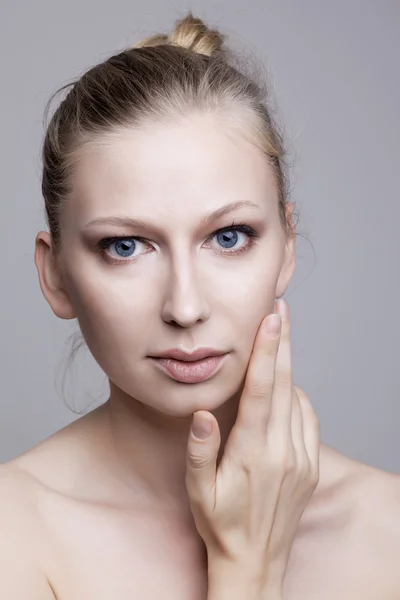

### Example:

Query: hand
xmin=185 ymin=298 xmax=320 ymax=595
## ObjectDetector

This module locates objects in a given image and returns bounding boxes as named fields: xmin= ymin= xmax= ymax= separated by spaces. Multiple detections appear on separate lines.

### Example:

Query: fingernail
xmin=265 ymin=314 xmax=281 ymax=337
xmin=191 ymin=415 xmax=212 ymax=440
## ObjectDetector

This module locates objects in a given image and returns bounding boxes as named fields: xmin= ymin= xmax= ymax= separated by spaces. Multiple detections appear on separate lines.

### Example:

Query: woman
xmin=1 ymin=11 xmax=399 ymax=600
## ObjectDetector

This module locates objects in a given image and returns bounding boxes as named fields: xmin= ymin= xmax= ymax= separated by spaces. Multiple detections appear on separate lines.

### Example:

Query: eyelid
xmin=98 ymin=222 xmax=258 ymax=246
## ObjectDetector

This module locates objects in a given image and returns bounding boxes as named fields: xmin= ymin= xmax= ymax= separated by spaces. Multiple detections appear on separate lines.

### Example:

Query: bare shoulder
xmin=0 ymin=461 xmax=56 ymax=598
xmin=0 ymin=459 xmax=45 ymax=531
xmin=324 ymin=444 xmax=400 ymax=529
xmin=313 ymin=446 xmax=400 ymax=597
xmin=354 ymin=461 xmax=400 ymax=542
xmin=347 ymin=458 xmax=400 ymax=595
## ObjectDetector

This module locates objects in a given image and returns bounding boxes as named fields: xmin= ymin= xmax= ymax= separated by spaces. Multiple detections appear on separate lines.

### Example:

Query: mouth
xmin=149 ymin=353 xmax=229 ymax=384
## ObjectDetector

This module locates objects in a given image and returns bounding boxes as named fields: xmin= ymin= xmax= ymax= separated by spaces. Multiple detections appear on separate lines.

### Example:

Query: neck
xmin=92 ymin=382 xmax=349 ymax=526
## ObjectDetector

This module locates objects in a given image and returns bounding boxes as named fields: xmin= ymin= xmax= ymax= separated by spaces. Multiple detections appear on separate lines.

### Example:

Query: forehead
xmin=70 ymin=113 xmax=277 ymax=224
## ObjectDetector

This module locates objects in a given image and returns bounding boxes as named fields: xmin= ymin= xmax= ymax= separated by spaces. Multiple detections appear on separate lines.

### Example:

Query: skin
xmin=1 ymin=112 xmax=399 ymax=599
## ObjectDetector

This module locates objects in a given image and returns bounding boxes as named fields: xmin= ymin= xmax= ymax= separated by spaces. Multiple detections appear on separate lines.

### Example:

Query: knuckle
xmin=249 ymin=379 xmax=274 ymax=401
xmin=267 ymin=439 xmax=295 ymax=475
xmin=284 ymin=448 xmax=297 ymax=474
xmin=298 ymin=457 xmax=311 ymax=481
xmin=187 ymin=451 xmax=212 ymax=470
xmin=273 ymin=378 xmax=292 ymax=394
xmin=242 ymin=448 xmax=266 ymax=472
xmin=239 ymin=438 xmax=262 ymax=460
xmin=266 ymin=444 xmax=285 ymax=473
xmin=269 ymin=457 xmax=285 ymax=478
xmin=285 ymin=458 xmax=297 ymax=477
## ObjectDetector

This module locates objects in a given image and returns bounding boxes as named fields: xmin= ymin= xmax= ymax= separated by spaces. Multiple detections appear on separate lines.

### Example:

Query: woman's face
xmin=47 ymin=113 xmax=295 ymax=415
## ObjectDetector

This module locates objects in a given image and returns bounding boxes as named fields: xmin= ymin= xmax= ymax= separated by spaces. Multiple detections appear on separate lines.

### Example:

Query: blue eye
xmin=97 ymin=236 xmax=148 ymax=263
xmin=113 ymin=238 xmax=136 ymax=257
xmin=215 ymin=230 xmax=239 ymax=249
xmin=96 ymin=221 xmax=260 ymax=264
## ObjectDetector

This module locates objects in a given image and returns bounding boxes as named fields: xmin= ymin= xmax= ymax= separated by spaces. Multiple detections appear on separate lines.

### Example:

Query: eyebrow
xmin=82 ymin=200 xmax=261 ymax=231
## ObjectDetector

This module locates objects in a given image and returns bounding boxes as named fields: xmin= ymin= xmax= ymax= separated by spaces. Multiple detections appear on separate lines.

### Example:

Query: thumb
xmin=185 ymin=411 xmax=220 ymax=510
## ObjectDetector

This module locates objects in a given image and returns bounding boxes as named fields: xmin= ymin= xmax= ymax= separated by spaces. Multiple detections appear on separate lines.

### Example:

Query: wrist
xmin=207 ymin=559 xmax=283 ymax=600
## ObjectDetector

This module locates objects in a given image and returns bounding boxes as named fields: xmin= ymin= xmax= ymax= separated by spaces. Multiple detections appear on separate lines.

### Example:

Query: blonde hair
xmin=42 ymin=10 xmax=297 ymax=268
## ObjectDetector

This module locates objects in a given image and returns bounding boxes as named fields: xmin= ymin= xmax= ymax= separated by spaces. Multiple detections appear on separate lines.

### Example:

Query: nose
xmin=161 ymin=258 xmax=211 ymax=328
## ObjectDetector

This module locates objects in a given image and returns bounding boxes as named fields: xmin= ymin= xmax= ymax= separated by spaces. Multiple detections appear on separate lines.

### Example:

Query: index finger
xmin=266 ymin=298 xmax=293 ymax=439
xmin=232 ymin=310 xmax=282 ymax=441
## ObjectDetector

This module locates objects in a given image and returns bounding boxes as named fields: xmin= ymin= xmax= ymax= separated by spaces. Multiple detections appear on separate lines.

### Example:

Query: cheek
xmin=213 ymin=261 xmax=277 ymax=313
xmin=70 ymin=287 xmax=152 ymax=384
xmin=64 ymin=268 xmax=152 ymax=350
xmin=218 ymin=265 xmax=278 ymax=345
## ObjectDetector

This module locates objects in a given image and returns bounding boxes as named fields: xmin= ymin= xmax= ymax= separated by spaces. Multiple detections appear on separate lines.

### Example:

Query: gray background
xmin=1 ymin=1 xmax=399 ymax=471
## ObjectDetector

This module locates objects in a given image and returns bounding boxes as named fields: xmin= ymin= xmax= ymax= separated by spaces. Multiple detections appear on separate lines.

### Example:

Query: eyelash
xmin=95 ymin=220 xmax=260 ymax=265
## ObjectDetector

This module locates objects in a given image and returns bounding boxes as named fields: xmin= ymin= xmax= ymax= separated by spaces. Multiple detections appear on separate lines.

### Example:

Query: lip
xmin=149 ymin=354 xmax=228 ymax=383
xmin=149 ymin=347 xmax=227 ymax=362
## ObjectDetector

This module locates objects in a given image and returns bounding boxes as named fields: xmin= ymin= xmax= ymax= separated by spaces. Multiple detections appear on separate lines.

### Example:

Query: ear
xmin=34 ymin=231 xmax=77 ymax=320
xmin=275 ymin=202 xmax=296 ymax=299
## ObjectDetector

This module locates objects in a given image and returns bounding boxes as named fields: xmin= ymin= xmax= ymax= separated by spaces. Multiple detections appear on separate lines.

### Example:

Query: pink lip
xmin=149 ymin=353 xmax=228 ymax=383
xmin=150 ymin=347 xmax=227 ymax=362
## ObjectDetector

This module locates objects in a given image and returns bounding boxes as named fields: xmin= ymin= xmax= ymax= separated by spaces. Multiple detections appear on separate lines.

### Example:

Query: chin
xmin=108 ymin=353 xmax=245 ymax=415
xmin=114 ymin=374 xmax=243 ymax=418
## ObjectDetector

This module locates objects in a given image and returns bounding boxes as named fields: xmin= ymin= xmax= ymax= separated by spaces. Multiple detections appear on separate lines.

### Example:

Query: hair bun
xmin=133 ymin=11 xmax=226 ymax=57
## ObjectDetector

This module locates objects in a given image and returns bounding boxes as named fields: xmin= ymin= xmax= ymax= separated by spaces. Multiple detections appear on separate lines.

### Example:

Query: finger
xmin=185 ymin=411 xmax=221 ymax=514
xmin=266 ymin=299 xmax=293 ymax=440
xmin=232 ymin=311 xmax=282 ymax=441
xmin=296 ymin=388 xmax=320 ymax=479
xmin=290 ymin=387 xmax=307 ymax=460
